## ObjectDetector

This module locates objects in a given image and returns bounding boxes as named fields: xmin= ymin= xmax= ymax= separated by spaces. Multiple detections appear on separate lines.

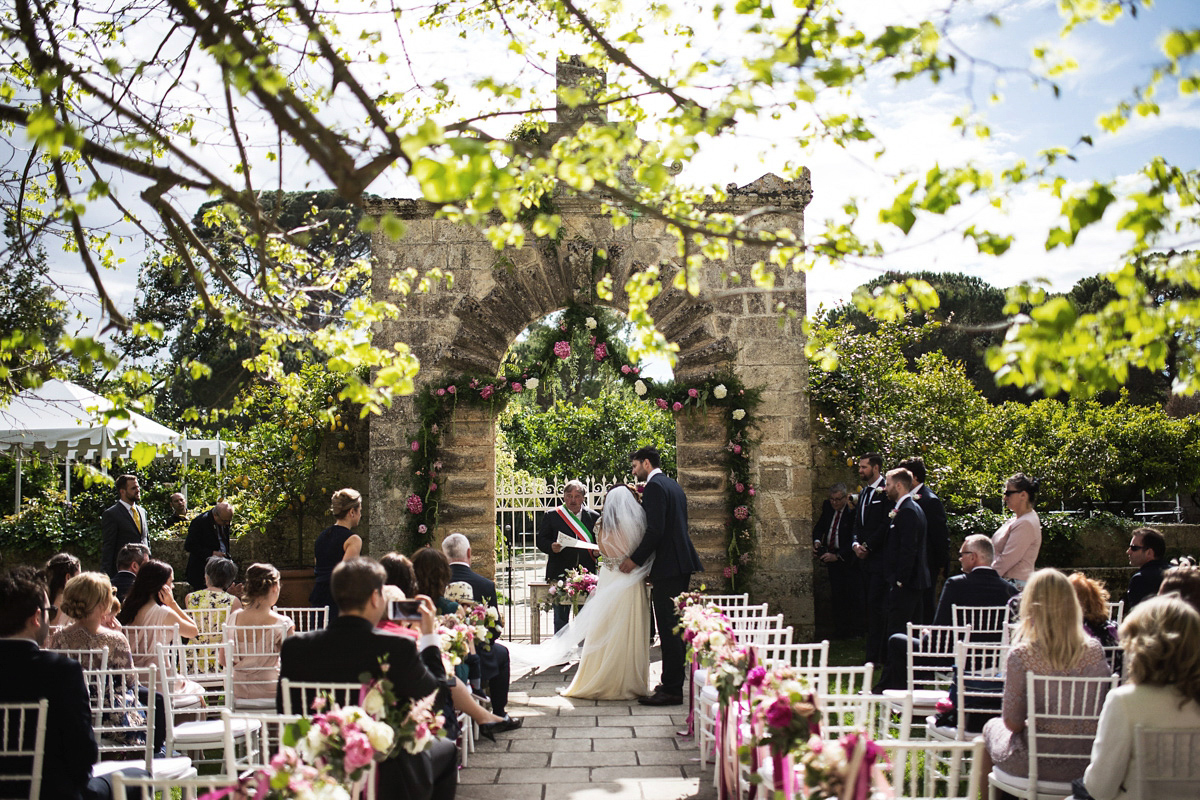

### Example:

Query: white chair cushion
xmin=232 ymin=697 xmax=277 ymax=710
xmin=990 ymin=767 xmax=1074 ymax=795
xmin=150 ymin=757 xmax=198 ymax=780
xmin=174 ymin=718 xmax=259 ymax=745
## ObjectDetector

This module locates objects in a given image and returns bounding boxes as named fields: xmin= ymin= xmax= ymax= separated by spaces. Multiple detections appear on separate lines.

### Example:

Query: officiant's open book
xmin=556 ymin=532 xmax=600 ymax=552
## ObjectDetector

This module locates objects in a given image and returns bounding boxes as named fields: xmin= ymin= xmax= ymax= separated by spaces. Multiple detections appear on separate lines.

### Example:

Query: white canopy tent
xmin=0 ymin=380 xmax=233 ymax=513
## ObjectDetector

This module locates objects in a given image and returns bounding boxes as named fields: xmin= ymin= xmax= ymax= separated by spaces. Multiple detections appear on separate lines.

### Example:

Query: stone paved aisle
xmin=456 ymin=649 xmax=718 ymax=800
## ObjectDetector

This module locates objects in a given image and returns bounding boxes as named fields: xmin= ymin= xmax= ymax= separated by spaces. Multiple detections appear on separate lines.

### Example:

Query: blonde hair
xmin=1014 ymin=568 xmax=1088 ymax=671
xmin=60 ymin=572 xmax=116 ymax=620
xmin=330 ymin=488 xmax=361 ymax=519
xmin=1120 ymin=595 xmax=1200 ymax=706
xmin=1068 ymin=572 xmax=1111 ymax=628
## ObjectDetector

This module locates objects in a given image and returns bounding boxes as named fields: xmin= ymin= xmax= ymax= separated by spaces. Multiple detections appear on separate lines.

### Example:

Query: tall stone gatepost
xmin=365 ymin=66 xmax=816 ymax=637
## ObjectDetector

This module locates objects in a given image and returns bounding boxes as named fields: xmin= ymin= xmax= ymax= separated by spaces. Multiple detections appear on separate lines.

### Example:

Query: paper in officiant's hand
xmin=556 ymin=532 xmax=600 ymax=552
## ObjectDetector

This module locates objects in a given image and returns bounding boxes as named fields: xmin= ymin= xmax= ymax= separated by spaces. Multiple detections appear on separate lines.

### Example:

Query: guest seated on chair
xmin=112 ymin=544 xmax=149 ymax=604
xmin=44 ymin=552 xmax=81 ymax=627
xmin=1081 ymin=595 xmax=1200 ymax=800
xmin=979 ymin=568 xmax=1111 ymax=786
xmin=116 ymin=560 xmax=203 ymax=696
xmin=0 ymin=567 xmax=150 ymax=799
xmin=1069 ymin=572 xmax=1121 ymax=674
xmin=184 ymin=556 xmax=242 ymax=640
xmin=220 ymin=563 xmax=293 ymax=705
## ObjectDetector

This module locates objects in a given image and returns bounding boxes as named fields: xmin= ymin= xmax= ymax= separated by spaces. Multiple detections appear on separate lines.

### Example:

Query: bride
xmin=512 ymin=484 xmax=653 ymax=700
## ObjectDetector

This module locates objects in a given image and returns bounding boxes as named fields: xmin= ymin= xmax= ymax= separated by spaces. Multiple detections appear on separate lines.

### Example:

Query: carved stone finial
xmin=556 ymin=56 xmax=607 ymax=129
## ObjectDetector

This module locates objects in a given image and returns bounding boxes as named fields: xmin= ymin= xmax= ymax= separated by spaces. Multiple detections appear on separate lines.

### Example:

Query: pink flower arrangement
xmin=406 ymin=495 xmax=423 ymax=514
xmin=480 ymin=384 xmax=494 ymax=400
xmin=594 ymin=343 xmax=608 ymax=361
xmin=656 ymin=398 xmax=669 ymax=410
xmin=723 ymin=565 xmax=740 ymax=578
xmin=554 ymin=341 xmax=571 ymax=359
xmin=621 ymin=364 xmax=632 ymax=374
xmin=672 ymin=401 xmax=683 ymax=411
xmin=688 ymin=388 xmax=699 ymax=399
xmin=734 ymin=505 xmax=750 ymax=521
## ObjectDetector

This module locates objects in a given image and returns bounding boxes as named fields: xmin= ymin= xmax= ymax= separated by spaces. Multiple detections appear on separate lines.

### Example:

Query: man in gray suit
xmin=101 ymin=474 xmax=149 ymax=577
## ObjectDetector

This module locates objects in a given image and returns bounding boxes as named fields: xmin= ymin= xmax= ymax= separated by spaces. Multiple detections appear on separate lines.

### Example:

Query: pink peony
xmin=594 ymin=343 xmax=608 ymax=361
xmin=343 ymin=731 xmax=375 ymax=771
xmin=672 ymin=401 xmax=683 ymax=411
xmin=447 ymin=385 xmax=456 ymax=394
xmin=554 ymin=341 xmax=571 ymax=359
xmin=656 ymin=398 xmax=669 ymax=410
xmin=621 ymin=365 xmax=632 ymax=374
xmin=735 ymin=482 xmax=745 ymax=493
xmin=480 ymin=384 xmax=494 ymax=400
xmin=411 ymin=440 xmax=420 ymax=452
xmin=688 ymin=388 xmax=699 ymax=399
xmin=511 ymin=382 xmax=522 ymax=392
xmin=746 ymin=666 xmax=767 ymax=688
xmin=406 ymin=495 xmax=424 ymax=514
xmin=436 ymin=388 xmax=446 ymax=396
xmin=766 ymin=698 xmax=793 ymax=729
xmin=734 ymin=505 xmax=750 ymax=521
xmin=732 ymin=444 xmax=742 ymax=455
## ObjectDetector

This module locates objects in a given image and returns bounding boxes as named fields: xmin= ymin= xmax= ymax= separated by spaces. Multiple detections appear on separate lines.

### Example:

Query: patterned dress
xmin=51 ymin=625 xmax=145 ymax=744
xmin=185 ymin=588 xmax=237 ymax=674
xmin=982 ymin=639 xmax=1112 ymax=781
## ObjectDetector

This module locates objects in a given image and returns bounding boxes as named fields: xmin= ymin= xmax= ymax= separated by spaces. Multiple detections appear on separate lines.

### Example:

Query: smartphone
xmin=390 ymin=599 xmax=422 ymax=620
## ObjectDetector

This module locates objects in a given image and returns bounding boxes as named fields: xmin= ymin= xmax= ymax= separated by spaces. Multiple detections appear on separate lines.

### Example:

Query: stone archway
xmin=366 ymin=167 xmax=817 ymax=635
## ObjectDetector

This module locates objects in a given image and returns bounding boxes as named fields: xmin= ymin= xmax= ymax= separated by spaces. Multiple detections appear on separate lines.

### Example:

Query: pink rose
xmin=436 ymin=388 xmax=446 ymax=396
xmin=343 ymin=731 xmax=375 ymax=771
xmin=621 ymin=365 xmax=632 ymax=374
xmin=511 ymin=382 xmax=522 ymax=392
xmin=411 ymin=440 xmax=420 ymax=452
xmin=656 ymin=398 xmax=669 ymax=410
xmin=429 ymin=482 xmax=438 ymax=491
xmin=748 ymin=488 xmax=756 ymax=496
xmin=735 ymin=482 xmax=745 ymax=493
xmin=447 ymin=385 xmax=456 ymax=394
xmin=418 ymin=524 xmax=428 ymax=534
xmin=732 ymin=444 xmax=742 ymax=455
xmin=766 ymin=698 xmax=793 ymax=729
xmin=480 ymin=384 xmax=494 ymax=400
xmin=672 ymin=401 xmax=683 ymax=411
xmin=554 ymin=341 xmax=571 ymax=359
xmin=688 ymin=388 xmax=699 ymax=399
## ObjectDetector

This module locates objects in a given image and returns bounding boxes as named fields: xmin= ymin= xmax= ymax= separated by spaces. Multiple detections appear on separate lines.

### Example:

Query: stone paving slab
xmin=460 ymin=653 xmax=716 ymax=800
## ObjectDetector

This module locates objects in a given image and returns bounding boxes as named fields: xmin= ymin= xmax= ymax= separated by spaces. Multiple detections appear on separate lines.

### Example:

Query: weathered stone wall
xmin=366 ymin=172 xmax=815 ymax=636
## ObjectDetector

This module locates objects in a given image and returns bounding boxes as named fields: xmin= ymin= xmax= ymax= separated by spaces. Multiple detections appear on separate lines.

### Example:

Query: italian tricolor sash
xmin=555 ymin=506 xmax=594 ymax=544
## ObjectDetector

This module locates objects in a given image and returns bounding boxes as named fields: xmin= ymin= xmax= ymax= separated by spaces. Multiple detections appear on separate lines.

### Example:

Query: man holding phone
xmin=278 ymin=558 xmax=457 ymax=800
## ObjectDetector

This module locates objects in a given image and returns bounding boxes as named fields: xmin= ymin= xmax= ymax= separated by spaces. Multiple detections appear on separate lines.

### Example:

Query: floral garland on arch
xmin=404 ymin=302 xmax=763 ymax=589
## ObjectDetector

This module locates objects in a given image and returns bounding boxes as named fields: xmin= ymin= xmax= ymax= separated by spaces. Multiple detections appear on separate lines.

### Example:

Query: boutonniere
xmin=888 ymin=509 xmax=898 ymax=520
xmin=874 ymin=486 xmax=887 ymax=495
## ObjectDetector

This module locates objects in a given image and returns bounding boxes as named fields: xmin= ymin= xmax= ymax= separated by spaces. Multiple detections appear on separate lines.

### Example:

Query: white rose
xmin=732 ymin=409 xmax=745 ymax=420
xmin=709 ymin=631 xmax=727 ymax=649
xmin=525 ymin=377 xmax=539 ymax=390
xmin=635 ymin=380 xmax=647 ymax=396
xmin=361 ymin=688 xmax=385 ymax=718
xmin=365 ymin=719 xmax=395 ymax=752
xmin=713 ymin=383 xmax=727 ymax=399
xmin=585 ymin=317 xmax=597 ymax=329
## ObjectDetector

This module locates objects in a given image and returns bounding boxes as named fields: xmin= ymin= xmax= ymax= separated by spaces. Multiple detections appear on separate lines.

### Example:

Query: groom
xmin=621 ymin=445 xmax=703 ymax=706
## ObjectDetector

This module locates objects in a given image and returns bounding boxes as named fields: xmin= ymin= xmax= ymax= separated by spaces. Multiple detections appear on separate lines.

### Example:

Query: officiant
xmin=536 ymin=480 xmax=600 ymax=632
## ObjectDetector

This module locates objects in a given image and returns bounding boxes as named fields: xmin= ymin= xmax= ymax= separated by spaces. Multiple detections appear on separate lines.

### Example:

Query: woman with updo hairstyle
xmin=1082 ymin=595 xmax=1200 ymax=799
xmin=221 ymin=563 xmax=294 ymax=704
xmin=44 ymin=552 xmax=81 ymax=625
xmin=991 ymin=472 xmax=1042 ymax=588
xmin=1158 ymin=565 xmax=1200 ymax=613
xmin=52 ymin=572 xmax=134 ymax=668
xmin=309 ymin=488 xmax=363 ymax=619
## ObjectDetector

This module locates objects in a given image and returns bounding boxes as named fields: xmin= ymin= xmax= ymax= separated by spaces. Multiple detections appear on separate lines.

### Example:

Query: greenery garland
xmin=405 ymin=302 xmax=762 ymax=589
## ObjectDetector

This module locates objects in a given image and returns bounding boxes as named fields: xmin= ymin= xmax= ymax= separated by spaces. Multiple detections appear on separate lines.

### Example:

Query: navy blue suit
xmin=932 ymin=566 xmax=1020 ymax=629
xmin=913 ymin=484 xmax=949 ymax=623
xmin=853 ymin=478 xmax=892 ymax=664
xmin=1125 ymin=558 xmax=1168 ymax=611
xmin=100 ymin=502 xmax=148 ymax=578
xmin=883 ymin=495 xmax=930 ymax=645
xmin=629 ymin=471 xmax=702 ymax=697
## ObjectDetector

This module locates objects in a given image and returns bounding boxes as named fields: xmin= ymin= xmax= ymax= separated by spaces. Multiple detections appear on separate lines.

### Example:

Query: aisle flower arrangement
xmin=464 ymin=602 xmax=501 ymax=650
xmin=437 ymin=616 xmax=475 ymax=666
xmin=537 ymin=566 xmax=599 ymax=613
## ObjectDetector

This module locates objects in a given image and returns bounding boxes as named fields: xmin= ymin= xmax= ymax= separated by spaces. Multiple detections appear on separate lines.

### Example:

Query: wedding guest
xmin=1069 ymin=572 xmax=1121 ymax=673
xmin=185 ymin=555 xmax=242 ymax=646
xmin=1124 ymin=527 xmax=1168 ymax=610
xmin=51 ymin=572 xmax=167 ymax=753
xmin=113 ymin=543 xmax=149 ymax=602
xmin=442 ymin=533 xmax=522 ymax=734
xmin=165 ymin=492 xmax=188 ymax=527
xmin=309 ymin=488 xmax=363 ymax=619
xmin=991 ymin=473 xmax=1042 ymax=588
xmin=851 ymin=452 xmax=891 ymax=666
xmin=536 ymin=479 xmax=599 ymax=632
xmin=116 ymin=560 xmax=203 ymax=695
xmin=1082 ymin=595 xmax=1200 ymax=800
xmin=221 ymin=563 xmax=293 ymax=705
xmin=811 ymin=482 xmax=859 ymax=639
xmin=0 ymin=569 xmax=150 ymax=799
xmin=278 ymin=557 xmax=457 ymax=800
xmin=1159 ymin=564 xmax=1200 ymax=612
xmin=412 ymin=547 xmax=457 ymax=616
xmin=183 ymin=500 xmax=234 ymax=589
xmin=43 ymin=552 xmax=81 ymax=626
xmin=979 ymin=568 xmax=1112 ymax=786
xmin=101 ymin=474 xmax=150 ymax=577
xmin=381 ymin=552 xmax=418 ymax=597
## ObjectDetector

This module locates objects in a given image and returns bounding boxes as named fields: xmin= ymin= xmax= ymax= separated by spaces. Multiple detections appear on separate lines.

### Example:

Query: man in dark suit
xmin=812 ymin=482 xmax=861 ymax=639
xmin=441 ymin=533 xmax=522 ymax=734
xmin=535 ymin=480 xmax=600 ymax=632
xmin=881 ymin=468 xmax=930 ymax=642
xmin=878 ymin=534 xmax=1018 ymax=690
xmin=112 ymin=543 xmax=150 ymax=603
xmin=100 ymin=474 xmax=149 ymax=577
xmin=277 ymin=558 xmax=457 ymax=800
xmin=900 ymin=457 xmax=949 ymax=624
xmin=622 ymin=445 xmax=703 ymax=707
xmin=0 ymin=568 xmax=148 ymax=800
xmin=851 ymin=452 xmax=892 ymax=665
xmin=183 ymin=501 xmax=234 ymax=589
xmin=1125 ymin=527 xmax=1169 ymax=610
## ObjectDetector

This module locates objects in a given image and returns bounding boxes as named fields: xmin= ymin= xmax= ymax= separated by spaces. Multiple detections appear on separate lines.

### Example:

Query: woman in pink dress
xmin=116 ymin=560 xmax=203 ymax=695
xmin=991 ymin=473 xmax=1042 ymax=589
xmin=221 ymin=563 xmax=294 ymax=704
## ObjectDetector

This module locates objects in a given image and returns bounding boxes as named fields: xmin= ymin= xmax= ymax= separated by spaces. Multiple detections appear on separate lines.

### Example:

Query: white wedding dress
xmin=509 ymin=486 xmax=653 ymax=700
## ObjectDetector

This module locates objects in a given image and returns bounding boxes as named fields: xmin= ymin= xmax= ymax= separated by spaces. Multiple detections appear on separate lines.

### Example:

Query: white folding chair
xmin=703 ymin=593 xmax=751 ymax=612
xmin=85 ymin=663 xmax=196 ymax=781
xmin=880 ymin=737 xmax=986 ymax=800
xmin=882 ymin=622 xmax=970 ymax=740
xmin=276 ymin=606 xmax=329 ymax=632
xmin=52 ymin=645 xmax=109 ymax=672
xmin=1132 ymin=725 xmax=1200 ymax=799
xmin=279 ymin=678 xmax=362 ymax=716
xmin=928 ymin=641 xmax=1008 ymax=742
xmin=123 ymin=624 xmax=180 ymax=669
xmin=755 ymin=640 xmax=829 ymax=673
xmin=1107 ymin=600 xmax=1125 ymax=625
xmin=184 ymin=607 xmax=231 ymax=686
xmin=0 ymin=699 xmax=47 ymax=800
xmin=953 ymin=604 xmax=1012 ymax=645
xmin=812 ymin=663 xmax=875 ymax=739
xmin=112 ymin=773 xmax=242 ymax=799
xmin=156 ymin=642 xmax=258 ymax=767
xmin=221 ymin=709 xmax=300 ymax=777
xmin=721 ymin=603 xmax=770 ymax=624
xmin=225 ymin=623 xmax=288 ymax=710
xmin=988 ymin=673 xmax=1118 ymax=800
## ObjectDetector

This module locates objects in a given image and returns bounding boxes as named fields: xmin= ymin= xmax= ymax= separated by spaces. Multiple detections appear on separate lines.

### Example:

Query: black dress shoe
xmin=638 ymin=691 xmax=684 ymax=706
xmin=479 ymin=714 xmax=523 ymax=739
